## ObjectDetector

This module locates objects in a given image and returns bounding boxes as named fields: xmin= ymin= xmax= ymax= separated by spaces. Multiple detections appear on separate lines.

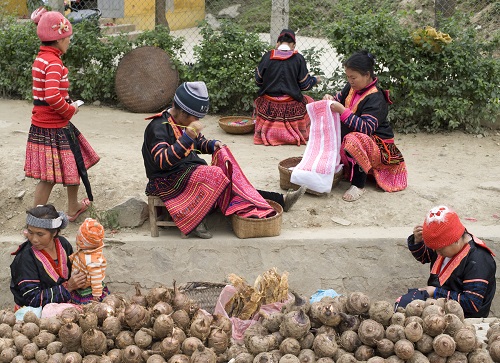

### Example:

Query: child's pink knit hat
xmin=76 ymin=218 xmax=104 ymax=249
xmin=32 ymin=10 xmax=73 ymax=42
xmin=422 ymin=205 xmax=465 ymax=250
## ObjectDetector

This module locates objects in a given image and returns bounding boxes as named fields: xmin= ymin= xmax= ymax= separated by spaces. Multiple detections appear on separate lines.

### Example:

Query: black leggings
xmin=351 ymin=164 xmax=367 ymax=188
xmin=257 ymin=190 xmax=285 ymax=208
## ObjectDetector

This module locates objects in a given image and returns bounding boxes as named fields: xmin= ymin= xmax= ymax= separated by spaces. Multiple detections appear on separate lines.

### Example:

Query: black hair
xmin=41 ymin=40 xmax=58 ymax=46
xmin=26 ymin=204 xmax=60 ymax=235
xmin=343 ymin=50 xmax=376 ymax=78
xmin=277 ymin=34 xmax=295 ymax=44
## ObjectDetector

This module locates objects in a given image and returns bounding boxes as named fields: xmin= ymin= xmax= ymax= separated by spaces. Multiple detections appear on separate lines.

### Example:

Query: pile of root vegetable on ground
xmin=0 ymin=277 xmax=499 ymax=363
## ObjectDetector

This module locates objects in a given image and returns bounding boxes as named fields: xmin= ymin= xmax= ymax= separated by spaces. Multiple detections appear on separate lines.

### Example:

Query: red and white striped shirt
xmin=31 ymin=46 xmax=76 ymax=128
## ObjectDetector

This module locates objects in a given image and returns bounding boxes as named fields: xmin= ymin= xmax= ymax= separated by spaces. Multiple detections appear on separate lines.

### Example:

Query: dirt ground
xmin=0 ymin=98 xmax=500 ymax=239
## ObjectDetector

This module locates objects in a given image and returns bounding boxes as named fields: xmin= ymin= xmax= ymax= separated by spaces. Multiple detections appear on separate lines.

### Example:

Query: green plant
xmin=88 ymin=204 xmax=120 ymax=230
xmin=185 ymin=20 xmax=268 ymax=114
xmin=301 ymin=47 xmax=333 ymax=101
xmin=325 ymin=2 xmax=500 ymax=132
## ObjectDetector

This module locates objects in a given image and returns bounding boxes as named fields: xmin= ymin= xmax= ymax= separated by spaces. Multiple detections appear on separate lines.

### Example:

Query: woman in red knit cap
xmin=26 ymin=9 xmax=99 ymax=222
xmin=406 ymin=205 xmax=496 ymax=318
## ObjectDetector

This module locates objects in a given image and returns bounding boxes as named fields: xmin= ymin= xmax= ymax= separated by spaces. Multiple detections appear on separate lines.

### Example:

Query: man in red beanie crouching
xmin=404 ymin=205 xmax=496 ymax=318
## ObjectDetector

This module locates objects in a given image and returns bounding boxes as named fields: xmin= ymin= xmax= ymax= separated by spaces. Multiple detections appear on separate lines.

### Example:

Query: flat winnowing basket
xmin=180 ymin=281 xmax=226 ymax=314
xmin=231 ymin=199 xmax=283 ymax=239
xmin=278 ymin=157 xmax=343 ymax=196
xmin=218 ymin=116 xmax=255 ymax=134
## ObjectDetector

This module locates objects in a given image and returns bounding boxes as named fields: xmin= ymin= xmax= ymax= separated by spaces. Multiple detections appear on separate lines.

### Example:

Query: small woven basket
xmin=231 ymin=199 xmax=283 ymax=239
xmin=278 ymin=157 xmax=343 ymax=196
xmin=180 ymin=281 xmax=226 ymax=314
xmin=218 ymin=116 xmax=255 ymax=134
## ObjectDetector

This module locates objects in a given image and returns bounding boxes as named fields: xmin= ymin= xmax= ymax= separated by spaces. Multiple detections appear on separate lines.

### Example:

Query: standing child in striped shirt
xmin=69 ymin=218 xmax=107 ymax=303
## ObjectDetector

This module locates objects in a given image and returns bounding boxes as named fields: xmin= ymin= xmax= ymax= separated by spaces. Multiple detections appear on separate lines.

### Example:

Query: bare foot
xmin=342 ymin=185 xmax=365 ymax=202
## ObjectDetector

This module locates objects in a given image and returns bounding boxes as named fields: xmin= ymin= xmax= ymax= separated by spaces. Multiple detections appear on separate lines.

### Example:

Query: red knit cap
xmin=422 ymin=206 xmax=465 ymax=250
xmin=35 ymin=11 xmax=73 ymax=42
xmin=76 ymin=218 xmax=104 ymax=249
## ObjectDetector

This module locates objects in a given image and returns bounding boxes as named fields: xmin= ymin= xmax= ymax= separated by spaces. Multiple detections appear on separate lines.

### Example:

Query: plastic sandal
xmin=68 ymin=198 xmax=91 ymax=222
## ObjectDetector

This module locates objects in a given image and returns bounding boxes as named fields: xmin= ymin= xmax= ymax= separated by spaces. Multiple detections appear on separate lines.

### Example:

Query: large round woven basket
xmin=231 ymin=199 xmax=282 ymax=239
xmin=180 ymin=281 xmax=226 ymax=314
xmin=278 ymin=157 xmax=343 ymax=196
xmin=115 ymin=46 xmax=179 ymax=113
xmin=218 ymin=116 xmax=255 ymax=134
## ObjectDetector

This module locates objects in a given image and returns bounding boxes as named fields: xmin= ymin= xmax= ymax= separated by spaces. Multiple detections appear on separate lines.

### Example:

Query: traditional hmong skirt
xmin=25 ymin=123 xmax=100 ymax=186
xmin=70 ymin=284 xmax=110 ymax=305
xmin=253 ymin=94 xmax=314 ymax=146
xmin=146 ymin=165 xmax=230 ymax=235
xmin=340 ymin=132 xmax=408 ymax=192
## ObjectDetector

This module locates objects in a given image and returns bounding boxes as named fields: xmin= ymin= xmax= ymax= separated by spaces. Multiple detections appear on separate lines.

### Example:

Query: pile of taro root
xmin=0 ymin=285 xmax=499 ymax=363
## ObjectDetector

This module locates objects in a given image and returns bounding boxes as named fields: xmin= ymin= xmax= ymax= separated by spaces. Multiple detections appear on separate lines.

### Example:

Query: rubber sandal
xmin=68 ymin=198 xmax=91 ymax=222
xmin=342 ymin=185 xmax=365 ymax=202
xmin=284 ymin=184 xmax=307 ymax=212
xmin=190 ymin=221 xmax=212 ymax=239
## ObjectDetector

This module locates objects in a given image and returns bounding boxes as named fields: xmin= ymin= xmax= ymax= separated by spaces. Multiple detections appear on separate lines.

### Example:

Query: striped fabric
xmin=69 ymin=247 xmax=106 ymax=297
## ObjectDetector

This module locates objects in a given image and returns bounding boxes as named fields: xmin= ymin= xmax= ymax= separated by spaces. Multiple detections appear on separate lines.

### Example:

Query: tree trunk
xmin=270 ymin=0 xmax=289 ymax=46
xmin=155 ymin=0 xmax=170 ymax=29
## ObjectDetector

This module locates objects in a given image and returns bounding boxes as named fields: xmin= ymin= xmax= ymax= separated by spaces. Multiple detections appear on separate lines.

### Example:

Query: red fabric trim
xmin=345 ymin=86 xmax=379 ymax=114
xmin=270 ymin=49 xmax=298 ymax=60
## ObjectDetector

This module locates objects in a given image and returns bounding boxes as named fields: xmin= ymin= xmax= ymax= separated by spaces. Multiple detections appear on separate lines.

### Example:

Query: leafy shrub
xmin=325 ymin=3 xmax=499 ymax=132
xmin=184 ymin=20 xmax=268 ymax=114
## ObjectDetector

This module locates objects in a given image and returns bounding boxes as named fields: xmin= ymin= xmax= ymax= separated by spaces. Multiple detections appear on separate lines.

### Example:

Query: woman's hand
xmin=413 ymin=225 xmax=423 ymax=243
xmin=323 ymin=94 xmax=334 ymax=101
xmin=185 ymin=121 xmax=204 ymax=139
xmin=65 ymin=271 xmax=86 ymax=292
xmin=330 ymin=101 xmax=345 ymax=114
xmin=419 ymin=286 xmax=436 ymax=297
xmin=214 ymin=141 xmax=225 ymax=150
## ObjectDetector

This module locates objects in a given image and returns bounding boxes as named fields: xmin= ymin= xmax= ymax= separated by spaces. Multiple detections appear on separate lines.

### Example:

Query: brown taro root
xmin=243 ymin=322 xmax=268 ymax=348
xmin=312 ymin=333 xmax=338 ymax=358
xmin=207 ymin=328 xmax=229 ymax=355
xmin=416 ymin=334 xmax=434 ymax=354
xmin=107 ymin=349 xmax=123 ymax=363
xmin=386 ymin=356 xmax=405 ymax=363
xmin=168 ymin=354 xmax=189 ymax=363
xmin=125 ymin=303 xmax=152 ymax=331
xmin=122 ymin=345 xmax=145 ymax=363
xmin=279 ymin=337 xmax=301 ymax=356
xmin=58 ymin=322 xmax=82 ymax=351
xmin=211 ymin=314 xmax=232 ymax=336
xmin=345 ymin=292 xmax=370 ymax=315
xmin=367 ymin=357 xmax=387 ymax=363
xmin=284 ymin=292 xmax=311 ymax=315
xmin=421 ymin=305 xmax=445 ymax=320
xmin=85 ymin=302 xmax=115 ymax=326
xmin=153 ymin=302 xmax=174 ymax=317
xmin=47 ymin=341 xmax=64 ymax=355
xmin=338 ymin=314 xmax=361 ymax=333
xmin=432 ymin=334 xmax=456 ymax=357
xmin=260 ymin=312 xmax=284 ymax=333
xmin=81 ymin=328 xmax=107 ymax=356
xmin=0 ymin=310 xmax=16 ymax=326
xmin=0 ymin=347 xmax=17 ymax=363
xmin=339 ymin=330 xmax=362 ymax=353
xmin=354 ymin=345 xmax=375 ymax=361
xmin=444 ymin=314 xmax=464 ymax=336
xmin=385 ymin=324 xmax=406 ymax=343
xmin=394 ymin=339 xmax=415 ymax=360
xmin=468 ymin=348 xmax=494 ymax=363
xmin=444 ymin=301 xmax=464 ymax=322
xmin=131 ymin=284 xmax=148 ymax=307
xmin=405 ymin=316 xmax=424 ymax=328
xmin=22 ymin=322 xmax=40 ymax=339
xmin=488 ymin=339 xmax=500 ymax=362
xmin=279 ymin=310 xmax=311 ymax=340
xmin=299 ymin=332 xmax=314 ymax=349
xmin=447 ymin=351 xmax=468 ymax=363
xmin=14 ymin=333 xmax=31 ymax=350
xmin=407 ymin=350 xmax=430 ymax=363
xmin=390 ymin=312 xmax=406 ymax=326
xmin=405 ymin=300 xmax=426 ymax=317
xmin=172 ymin=310 xmax=191 ymax=333
xmin=333 ymin=347 xmax=349 ymax=362
xmin=316 ymin=303 xmax=342 ymax=327
xmin=369 ymin=300 xmax=394 ymax=326
xmin=160 ymin=336 xmax=181 ymax=359
xmin=309 ymin=302 xmax=324 ymax=328
xmin=147 ymin=354 xmax=166 ymax=363
xmin=40 ymin=317 xmax=62 ymax=335
xmin=375 ymin=338 xmax=395 ymax=358
xmin=146 ymin=286 xmax=172 ymax=307
xmin=190 ymin=344 xmax=216 ymax=363
xmin=405 ymin=321 xmax=424 ymax=342
xmin=189 ymin=312 xmax=212 ymax=342
xmin=153 ymin=314 xmax=175 ymax=340
xmin=453 ymin=327 xmax=477 ymax=353
xmin=182 ymin=337 xmax=204 ymax=356
xmin=22 ymin=342 xmax=39 ymax=360
xmin=23 ymin=310 xmax=40 ymax=325
xmin=60 ymin=307 xmax=81 ymax=324
xmin=247 ymin=335 xmax=278 ymax=355
xmin=358 ymin=319 xmax=385 ymax=347
xmin=79 ymin=313 xmax=98 ymax=333
xmin=63 ymin=351 xmax=83 ymax=363
xmin=102 ymin=293 xmax=125 ymax=311
xmin=33 ymin=331 xmax=57 ymax=348
xmin=298 ymin=349 xmax=316 ymax=363
xmin=315 ymin=358 xmax=334 ymax=363
xmin=172 ymin=281 xmax=191 ymax=313
xmin=226 ymin=343 xmax=247 ymax=360
xmin=423 ymin=314 xmax=446 ymax=337
xmin=279 ymin=354 xmax=300 ymax=363
xmin=116 ymin=330 xmax=136 ymax=349
xmin=102 ymin=316 xmax=122 ymax=339
xmin=336 ymin=354 xmax=357 ymax=363
xmin=135 ymin=328 xmax=155 ymax=349
xmin=234 ymin=352 xmax=254 ymax=363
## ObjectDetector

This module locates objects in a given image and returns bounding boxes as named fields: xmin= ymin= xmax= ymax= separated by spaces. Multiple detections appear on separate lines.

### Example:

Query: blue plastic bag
xmin=309 ymin=289 xmax=340 ymax=303
xmin=15 ymin=306 xmax=42 ymax=321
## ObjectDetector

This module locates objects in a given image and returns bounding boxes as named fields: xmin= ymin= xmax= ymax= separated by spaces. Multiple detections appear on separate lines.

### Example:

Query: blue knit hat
xmin=173 ymin=82 xmax=210 ymax=118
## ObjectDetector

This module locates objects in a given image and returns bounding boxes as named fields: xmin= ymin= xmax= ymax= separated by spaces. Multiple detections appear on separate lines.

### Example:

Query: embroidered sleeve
xmin=196 ymin=133 xmax=216 ymax=154
xmin=148 ymin=120 xmax=194 ymax=169
xmin=408 ymin=235 xmax=435 ymax=264
xmin=342 ymin=109 xmax=379 ymax=135
xmin=297 ymin=54 xmax=317 ymax=91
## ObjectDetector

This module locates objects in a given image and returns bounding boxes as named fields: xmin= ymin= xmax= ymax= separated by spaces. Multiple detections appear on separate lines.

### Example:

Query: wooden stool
xmin=147 ymin=196 xmax=178 ymax=237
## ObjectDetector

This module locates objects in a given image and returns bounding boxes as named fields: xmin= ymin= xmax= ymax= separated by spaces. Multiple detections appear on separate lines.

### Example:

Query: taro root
xmin=47 ymin=341 xmax=64 ymax=355
xmin=309 ymin=302 xmax=324 ymax=328
xmin=447 ymin=351 xmax=467 ymax=363
xmin=375 ymin=338 xmax=394 ymax=358
xmin=168 ymin=354 xmax=189 ymax=363
xmin=0 ymin=347 xmax=17 ymax=363
xmin=369 ymin=300 xmax=394 ymax=327
xmin=432 ymin=334 xmax=456 ymax=357
xmin=35 ymin=349 xmax=49 ymax=363
xmin=333 ymin=348 xmax=349 ymax=362
xmin=227 ymin=344 xmax=247 ymax=360
xmin=81 ymin=355 xmax=100 ymax=363
xmin=107 ymin=348 xmax=123 ymax=363
xmin=102 ymin=316 xmax=122 ymax=339
xmin=405 ymin=316 xmax=424 ymax=328
xmin=125 ymin=303 xmax=152 ymax=331
xmin=444 ymin=314 xmax=464 ymax=336
xmin=79 ymin=313 xmax=98 ymax=333
xmin=40 ymin=317 xmax=62 ymax=335
xmin=260 ymin=312 xmax=284 ymax=333
xmin=189 ymin=312 xmax=212 ymax=342
xmin=386 ymin=324 xmax=406 ymax=343
xmin=22 ymin=342 xmax=39 ymax=360
xmin=50 ymin=352 xmax=65 ymax=363
xmin=59 ymin=307 xmax=81 ymax=324
xmin=115 ymin=330 xmax=135 ymax=349
xmin=148 ymin=355 xmax=167 ymax=363
xmin=279 ymin=310 xmax=311 ymax=340
xmin=207 ymin=328 xmax=229 ymax=355
xmin=358 ymin=319 xmax=384 ymax=347
xmin=211 ymin=315 xmax=232 ymax=336
xmin=182 ymin=337 xmax=204 ymax=356
xmin=172 ymin=281 xmax=191 ymax=313
xmin=86 ymin=302 xmax=115 ymax=325
xmin=421 ymin=305 xmax=445 ymax=320
xmin=11 ymin=355 xmax=27 ymax=363
xmin=405 ymin=300 xmax=425 ymax=317
xmin=247 ymin=335 xmax=278 ymax=355
xmin=0 ymin=323 xmax=13 ymax=338
xmin=243 ymin=322 xmax=268 ymax=348
xmin=34 ymin=330 xmax=57 ymax=348
xmin=345 ymin=292 xmax=370 ymax=315
xmin=390 ymin=312 xmax=406 ymax=326
xmin=172 ymin=310 xmax=191 ymax=332
xmin=407 ymin=350 xmax=430 ymax=363
xmin=160 ymin=336 xmax=181 ymax=359
xmin=122 ymin=345 xmax=145 ymax=363
xmin=14 ymin=333 xmax=31 ymax=350
xmin=444 ymin=300 xmax=464 ymax=321
xmin=354 ymin=345 xmax=375 ymax=361
xmin=405 ymin=321 xmax=424 ymax=342
xmin=253 ymin=352 xmax=275 ymax=363
xmin=172 ymin=327 xmax=187 ymax=345
xmin=416 ymin=334 xmax=434 ymax=354
xmin=285 ymin=292 xmax=311 ymax=314
xmin=468 ymin=349 xmax=494 ymax=363
xmin=147 ymin=286 xmax=172 ymax=307
xmin=280 ymin=354 xmax=300 ymax=363
xmin=234 ymin=352 xmax=254 ymax=363
xmin=154 ymin=314 xmax=175 ymax=340
xmin=488 ymin=339 xmax=500 ymax=362
xmin=312 ymin=333 xmax=338 ymax=358
xmin=336 ymin=354 xmax=357 ymax=363
xmin=0 ymin=311 xmax=16 ymax=326
xmin=153 ymin=302 xmax=174 ymax=317
xmin=298 ymin=349 xmax=316 ymax=363
xmin=23 ymin=311 xmax=40 ymax=325
xmin=367 ymin=357 xmax=386 ymax=363
xmin=102 ymin=294 xmax=125 ymax=311
xmin=386 ymin=356 xmax=404 ymax=363
xmin=63 ymin=352 xmax=83 ymax=363
xmin=58 ymin=322 xmax=82 ymax=351
xmin=423 ymin=314 xmax=446 ymax=337
xmin=428 ymin=351 xmax=448 ymax=363
xmin=298 ymin=332 xmax=314 ymax=350
xmin=339 ymin=330 xmax=361 ymax=353
xmin=453 ymin=327 xmax=477 ymax=353
xmin=22 ymin=322 xmax=40 ymax=339
xmin=279 ymin=337 xmax=301 ymax=356
xmin=190 ymin=344 xmax=216 ymax=363
xmin=316 ymin=358 xmax=334 ymax=363
xmin=394 ymin=339 xmax=414 ymax=360
xmin=131 ymin=284 xmax=148 ymax=307
xmin=81 ymin=328 xmax=107 ymax=356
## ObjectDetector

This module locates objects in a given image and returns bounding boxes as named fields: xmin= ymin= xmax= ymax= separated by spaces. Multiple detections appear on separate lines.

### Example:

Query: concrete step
xmin=100 ymin=23 xmax=136 ymax=35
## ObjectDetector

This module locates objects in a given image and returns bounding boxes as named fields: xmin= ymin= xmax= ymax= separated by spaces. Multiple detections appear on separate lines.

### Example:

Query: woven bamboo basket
xmin=231 ymin=199 xmax=282 ymax=239
xmin=180 ymin=281 xmax=226 ymax=314
xmin=218 ymin=116 xmax=255 ymax=134
xmin=278 ymin=157 xmax=343 ymax=196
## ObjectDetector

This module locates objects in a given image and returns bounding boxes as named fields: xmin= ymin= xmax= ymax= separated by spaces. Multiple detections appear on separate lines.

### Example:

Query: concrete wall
xmin=1 ymin=224 xmax=499 ymax=316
